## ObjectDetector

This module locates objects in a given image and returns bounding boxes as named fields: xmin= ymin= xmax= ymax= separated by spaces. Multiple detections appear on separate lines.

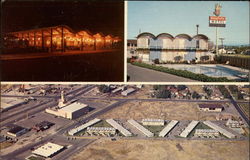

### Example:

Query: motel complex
xmin=128 ymin=32 xmax=214 ymax=62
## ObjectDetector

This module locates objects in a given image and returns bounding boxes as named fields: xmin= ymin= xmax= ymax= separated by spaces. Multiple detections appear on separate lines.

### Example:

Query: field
xmin=0 ymin=141 xmax=13 ymax=150
xmin=188 ymin=85 xmax=206 ymax=94
xmin=99 ymin=101 xmax=218 ymax=121
xmin=71 ymin=139 xmax=249 ymax=160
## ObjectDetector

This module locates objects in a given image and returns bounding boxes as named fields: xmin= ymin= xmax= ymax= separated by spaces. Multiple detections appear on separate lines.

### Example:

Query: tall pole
xmin=219 ymin=38 xmax=225 ymax=49
xmin=216 ymin=27 xmax=218 ymax=55
xmin=196 ymin=24 xmax=199 ymax=35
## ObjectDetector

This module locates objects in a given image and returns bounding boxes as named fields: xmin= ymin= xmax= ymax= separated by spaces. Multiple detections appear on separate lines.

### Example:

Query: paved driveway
xmin=127 ymin=63 xmax=197 ymax=82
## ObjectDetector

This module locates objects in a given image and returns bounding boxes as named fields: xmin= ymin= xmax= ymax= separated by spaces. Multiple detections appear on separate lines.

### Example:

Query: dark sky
xmin=2 ymin=0 xmax=124 ymax=37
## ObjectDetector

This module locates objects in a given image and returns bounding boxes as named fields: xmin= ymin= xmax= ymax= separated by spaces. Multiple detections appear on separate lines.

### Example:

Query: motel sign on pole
xmin=209 ymin=4 xmax=226 ymax=55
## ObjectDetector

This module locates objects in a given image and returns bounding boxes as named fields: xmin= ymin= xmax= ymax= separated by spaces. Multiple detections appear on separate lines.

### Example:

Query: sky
xmin=2 ymin=1 xmax=124 ymax=37
xmin=128 ymin=1 xmax=249 ymax=45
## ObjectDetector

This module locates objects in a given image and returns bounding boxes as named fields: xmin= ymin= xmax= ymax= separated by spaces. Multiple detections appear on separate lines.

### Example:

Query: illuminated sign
xmin=209 ymin=16 xmax=226 ymax=27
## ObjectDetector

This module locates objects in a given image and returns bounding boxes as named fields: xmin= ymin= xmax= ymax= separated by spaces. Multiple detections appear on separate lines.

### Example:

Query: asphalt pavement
xmin=127 ymin=63 xmax=197 ymax=82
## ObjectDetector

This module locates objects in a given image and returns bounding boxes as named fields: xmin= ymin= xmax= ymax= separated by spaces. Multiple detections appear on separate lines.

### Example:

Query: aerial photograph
xmin=1 ymin=0 xmax=124 ymax=81
xmin=0 ymin=84 xmax=249 ymax=160
xmin=127 ymin=1 xmax=249 ymax=82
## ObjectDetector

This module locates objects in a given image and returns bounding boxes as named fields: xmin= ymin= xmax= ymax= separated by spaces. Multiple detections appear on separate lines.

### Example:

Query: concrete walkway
xmin=127 ymin=63 xmax=197 ymax=82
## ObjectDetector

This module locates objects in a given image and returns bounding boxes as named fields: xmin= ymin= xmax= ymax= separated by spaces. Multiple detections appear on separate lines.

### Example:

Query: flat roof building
xmin=180 ymin=121 xmax=199 ymax=138
xmin=1 ymin=97 xmax=27 ymax=112
xmin=142 ymin=119 xmax=165 ymax=126
xmin=198 ymin=104 xmax=224 ymax=112
xmin=7 ymin=125 xmax=28 ymax=137
xmin=203 ymin=121 xmax=236 ymax=139
xmin=194 ymin=129 xmax=219 ymax=137
xmin=32 ymin=142 xmax=64 ymax=158
xmin=128 ymin=119 xmax=154 ymax=137
xmin=159 ymin=120 xmax=179 ymax=137
xmin=121 ymin=88 xmax=136 ymax=96
xmin=68 ymin=118 xmax=101 ymax=136
xmin=46 ymin=102 xmax=89 ymax=120
xmin=106 ymin=119 xmax=132 ymax=137
xmin=226 ymin=119 xmax=243 ymax=128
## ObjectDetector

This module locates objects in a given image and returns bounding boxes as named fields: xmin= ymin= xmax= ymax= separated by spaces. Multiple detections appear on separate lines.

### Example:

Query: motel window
xmin=196 ymin=40 xmax=199 ymax=48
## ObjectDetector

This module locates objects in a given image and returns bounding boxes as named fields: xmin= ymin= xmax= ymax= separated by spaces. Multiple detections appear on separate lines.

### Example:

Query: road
xmin=127 ymin=63 xmax=197 ymax=82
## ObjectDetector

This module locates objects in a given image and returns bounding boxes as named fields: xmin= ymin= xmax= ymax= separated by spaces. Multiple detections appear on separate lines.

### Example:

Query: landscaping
xmin=131 ymin=62 xmax=236 ymax=82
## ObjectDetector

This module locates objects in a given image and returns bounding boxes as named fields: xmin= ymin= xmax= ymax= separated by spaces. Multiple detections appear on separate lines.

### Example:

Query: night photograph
xmin=1 ymin=0 xmax=124 ymax=81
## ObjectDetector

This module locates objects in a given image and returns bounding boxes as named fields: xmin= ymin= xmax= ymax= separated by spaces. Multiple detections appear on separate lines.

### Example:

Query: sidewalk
xmin=1 ymin=49 xmax=119 ymax=60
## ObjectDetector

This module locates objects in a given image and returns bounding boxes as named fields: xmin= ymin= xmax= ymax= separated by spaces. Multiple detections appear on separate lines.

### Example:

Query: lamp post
xmin=196 ymin=24 xmax=199 ymax=35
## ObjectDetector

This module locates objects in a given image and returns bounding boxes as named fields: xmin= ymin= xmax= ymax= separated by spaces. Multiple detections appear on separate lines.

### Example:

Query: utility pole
xmin=219 ymin=38 xmax=225 ymax=49
xmin=216 ymin=27 xmax=218 ymax=54
xmin=196 ymin=25 xmax=199 ymax=35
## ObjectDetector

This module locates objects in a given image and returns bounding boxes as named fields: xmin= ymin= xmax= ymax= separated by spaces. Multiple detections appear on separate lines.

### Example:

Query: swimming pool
xmin=161 ymin=64 xmax=249 ymax=79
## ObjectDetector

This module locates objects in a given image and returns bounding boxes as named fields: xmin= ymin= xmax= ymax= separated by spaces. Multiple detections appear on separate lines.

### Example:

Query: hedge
xmin=131 ymin=62 xmax=238 ymax=82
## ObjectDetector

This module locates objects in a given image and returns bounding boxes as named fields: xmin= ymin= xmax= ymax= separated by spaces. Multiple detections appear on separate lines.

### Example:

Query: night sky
xmin=2 ymin=0 xmax=124 ymax=37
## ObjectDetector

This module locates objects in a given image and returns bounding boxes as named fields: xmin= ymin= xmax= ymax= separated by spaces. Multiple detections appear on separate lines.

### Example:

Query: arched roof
xmin=175 ymin=34 xmax=192 ymax=40
xmin=156 ymin=33 xmax=174 ymax=40
xmin=137 ymin=32 xmax=155 ymax=39
xmin=192 ymin=34 xmax=209 ymax=40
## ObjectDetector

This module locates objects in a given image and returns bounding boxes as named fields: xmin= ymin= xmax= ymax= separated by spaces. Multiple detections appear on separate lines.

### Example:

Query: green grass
xmin=187 ymin=122 xmax=212 ymax=138
xmin=92 ymin=120 xmax=112 ymax=127
xmin=142 ymin=125 xmax=166 ymax=137
xmin=27 ymin=156 xmax=45 ymax=160
xmin=131 ymin=62 xmax=239 ymax=82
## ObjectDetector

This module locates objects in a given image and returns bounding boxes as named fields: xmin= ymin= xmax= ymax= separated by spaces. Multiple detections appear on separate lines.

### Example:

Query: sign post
xmin=209 ymin=4 xmax=226 ymax=55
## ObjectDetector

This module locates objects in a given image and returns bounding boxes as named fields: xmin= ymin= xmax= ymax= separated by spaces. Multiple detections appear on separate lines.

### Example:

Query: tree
xmin=192 ymin=91 xmax=201 ymax=99
xmin=154 ymin=58 xmax=160 ymax=64
xmin=174 ymin=56 xmax=183 ymax=62
xmin=98 ymin=85 xmax=110 ymax=93
xmin=177 ymin=85 xmax=187 ymax=91
xmin=200 ymin=55 xmax=209 ymax=61
xmin=237 ymin=93 xmax=244 ymax=100
xmin=155 ymin=89 xmax=171 ymax=98
xmin=217 ymin=86 xmax=231 ymax=98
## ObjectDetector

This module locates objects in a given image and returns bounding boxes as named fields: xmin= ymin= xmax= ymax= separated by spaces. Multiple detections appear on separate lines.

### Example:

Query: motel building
xmin=3 ymin=25 xmax=121 ymax=53
xmin=136 ymin=32 xmax=214 ymax=62
xmin=86 ymin=127 xmax=116 ymax=136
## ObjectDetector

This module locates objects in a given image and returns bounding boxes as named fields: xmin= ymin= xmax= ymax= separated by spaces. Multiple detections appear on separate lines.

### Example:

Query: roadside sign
xmin=209 ymin=16 xmax=226 ymax=27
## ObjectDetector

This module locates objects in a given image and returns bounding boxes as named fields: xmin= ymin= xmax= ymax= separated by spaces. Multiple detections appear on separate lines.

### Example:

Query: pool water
xmin=165 ymin=65 xmax=249 ymax=79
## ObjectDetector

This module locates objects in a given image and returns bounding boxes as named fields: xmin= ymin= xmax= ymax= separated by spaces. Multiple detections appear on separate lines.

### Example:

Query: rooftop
xmin=32 ymin=142 xmax=64 ymax=158
xmin=198 ymin=104 xmax=224 ymax=109
xmin=60 ymin=102 xmax=88 ymax=113
xmin=8 ymin=126 xmax=27 ymax=134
